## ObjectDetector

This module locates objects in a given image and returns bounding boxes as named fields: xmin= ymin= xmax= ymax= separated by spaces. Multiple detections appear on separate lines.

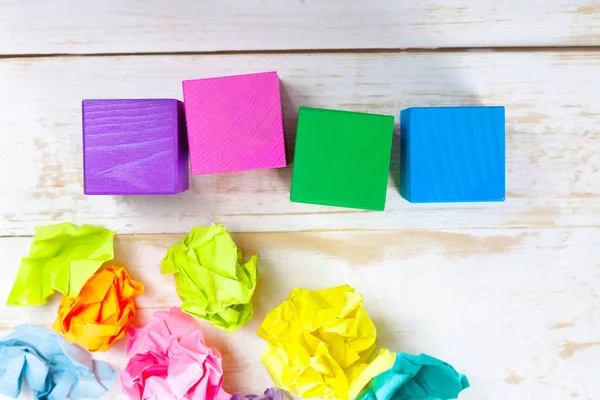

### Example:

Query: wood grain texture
xmin=0 ymin=228 xmax=598 ymax=399
xmin=0 ymin=51 xmax=599 ymax=234
xmin=1 ymin=1 xmax=598 ymax=399
xmin=290 ymin=107 xmax=394 ymax=211
xmin=183 ymin=72 xmax=286 ymax=174
xmin=1 ymin=0 xmax=600 ymax=55
xmin=82 ymin=99 xmax=188 ymax=195
xmin=401 ymin=106 xmax=505 ymax=203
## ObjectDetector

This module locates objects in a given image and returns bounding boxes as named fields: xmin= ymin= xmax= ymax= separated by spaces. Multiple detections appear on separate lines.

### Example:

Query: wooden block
xmin=182 ymin=71 xmax=286 ymax=175
xmin=400 ymin=106 xmax=505 ymax=203
xmin=290 ymin=107 xmax=394 ymax=211
xmin=82 ymin=99 xmax=189 ymax=195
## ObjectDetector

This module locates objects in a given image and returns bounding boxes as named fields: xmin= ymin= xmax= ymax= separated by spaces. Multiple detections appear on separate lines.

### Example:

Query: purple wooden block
xmin=82 ymin=99 xmax=189 ymax=195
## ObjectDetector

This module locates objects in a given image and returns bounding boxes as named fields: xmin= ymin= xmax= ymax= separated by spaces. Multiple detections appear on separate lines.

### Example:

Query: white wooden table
xmin=1 ymin=1 xmax=599 ymax=399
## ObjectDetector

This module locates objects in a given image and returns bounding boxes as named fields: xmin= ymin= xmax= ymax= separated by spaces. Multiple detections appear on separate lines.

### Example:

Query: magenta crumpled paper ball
xmin=121 ymin=307 xmax=229 ymax=400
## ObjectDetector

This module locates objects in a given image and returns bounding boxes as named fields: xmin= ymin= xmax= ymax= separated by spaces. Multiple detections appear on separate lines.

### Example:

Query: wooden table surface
xmin=1 ymin=1 xmax=599 ymax=399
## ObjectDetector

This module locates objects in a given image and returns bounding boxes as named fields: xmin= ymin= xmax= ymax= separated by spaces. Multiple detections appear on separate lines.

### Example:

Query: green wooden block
xmin=290 ymin=107 xmax=394 ymax=211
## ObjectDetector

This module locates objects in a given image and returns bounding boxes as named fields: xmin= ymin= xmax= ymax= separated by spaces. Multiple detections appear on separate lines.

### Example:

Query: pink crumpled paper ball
xmin=121 ymin=307 xmax=230 ymax=400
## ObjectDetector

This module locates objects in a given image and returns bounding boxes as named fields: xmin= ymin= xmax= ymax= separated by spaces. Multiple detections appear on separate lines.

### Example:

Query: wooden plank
xmin=1 ymin=0 xmax=600 ymax=55
xmin=0 ymin=228 xmax=599 ymax=398
xmin=1 ymin=51 xmax=599 ymax=235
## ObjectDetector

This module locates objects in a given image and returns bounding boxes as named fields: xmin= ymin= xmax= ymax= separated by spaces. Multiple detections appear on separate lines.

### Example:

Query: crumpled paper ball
xmin=53 ymin=265 xmax=144 ymax=352
xmin=231 ymin=388 xmax=288 ymax=400
xmin=257 ymin=285 xmax=396 ymax=400
xmin=121 ymin=307 xmax=230 ymax=400
xmin=161 ymin=223 xmax=258 ymax=332
xmin=0 ymin=325 xmax=116 ymax=399
xmin=356 ymin=353 xmax=470 ymax=400
xmin=7 ymin=222 xmax=116 ymax=306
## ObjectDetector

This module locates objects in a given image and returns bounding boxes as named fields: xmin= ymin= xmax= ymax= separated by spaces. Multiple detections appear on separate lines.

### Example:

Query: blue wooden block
xmin=400 ymin=106 xmax=505 ymax=203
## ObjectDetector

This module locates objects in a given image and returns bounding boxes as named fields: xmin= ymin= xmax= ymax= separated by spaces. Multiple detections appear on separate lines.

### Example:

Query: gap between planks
xmin=2 ymin=45 xmax=600 ymax=60
xmin=1 ymin=225 xmax=597 ymax=240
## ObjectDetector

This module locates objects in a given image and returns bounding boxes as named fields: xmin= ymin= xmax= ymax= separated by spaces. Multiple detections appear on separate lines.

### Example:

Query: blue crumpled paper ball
xmin=0 ymin=325 xmax=115 ymax=399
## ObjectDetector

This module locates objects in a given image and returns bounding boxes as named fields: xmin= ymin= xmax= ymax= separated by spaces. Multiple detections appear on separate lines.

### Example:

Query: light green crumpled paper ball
xmin=7 ymin=222 xmax=116 ymax=306
xmin=356 ymin=353 xmax=470 ymax=400
xmin=161 ymin=223 xmax=259 ymax=332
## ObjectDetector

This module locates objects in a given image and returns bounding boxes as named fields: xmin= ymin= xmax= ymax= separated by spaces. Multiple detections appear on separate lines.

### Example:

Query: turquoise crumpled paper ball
xmin=356 ymin=353 xmax=469 ymax=400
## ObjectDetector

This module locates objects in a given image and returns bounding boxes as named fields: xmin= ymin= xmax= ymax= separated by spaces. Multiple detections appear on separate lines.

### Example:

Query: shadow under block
xmin=290 ymin=107 xmax=394 ymax=211
xmin=182 ymin=71 xmax=287 ymax=175
xmin=400 ymin=106 xmax=505 ymax=203
xmin=82 ymin=99 xmax=189 ymax=195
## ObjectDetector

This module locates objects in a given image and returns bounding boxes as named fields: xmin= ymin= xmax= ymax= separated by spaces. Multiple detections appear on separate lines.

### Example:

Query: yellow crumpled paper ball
xmin=257 ymin=285 xmax=395 ymax=400
xmin=53 ymin=265 xmax=144 ymax=352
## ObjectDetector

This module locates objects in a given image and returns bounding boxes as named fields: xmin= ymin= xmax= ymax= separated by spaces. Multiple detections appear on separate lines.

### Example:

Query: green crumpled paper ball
xmin=7 ymin=222 xmax=116 ymax=306
xmin=161 ymin=223 xmax=259 ymax=332
xmin=356 ymin=353 xmax=470 ymax=400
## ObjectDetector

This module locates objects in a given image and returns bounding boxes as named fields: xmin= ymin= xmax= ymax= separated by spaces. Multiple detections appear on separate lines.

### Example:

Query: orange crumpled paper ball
xmin=53 ymin=265 xmax=144 ymax=352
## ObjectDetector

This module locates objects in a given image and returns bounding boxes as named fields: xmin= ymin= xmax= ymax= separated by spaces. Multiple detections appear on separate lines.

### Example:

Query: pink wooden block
xmin=182 ymin=71 xmax=287 ymax=174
